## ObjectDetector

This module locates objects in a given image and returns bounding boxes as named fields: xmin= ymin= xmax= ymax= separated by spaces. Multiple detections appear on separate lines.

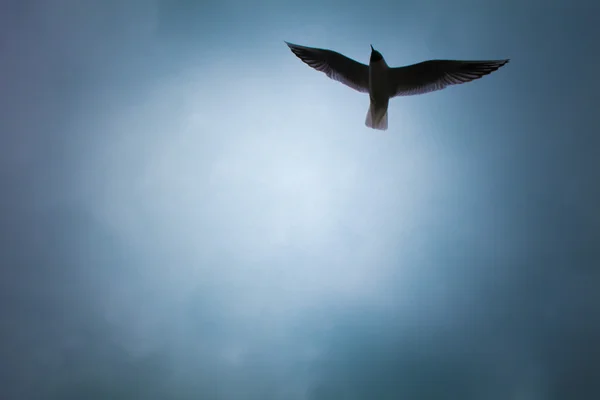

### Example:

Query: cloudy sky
xmin=1 ymin=0 xmax=599 ymax=398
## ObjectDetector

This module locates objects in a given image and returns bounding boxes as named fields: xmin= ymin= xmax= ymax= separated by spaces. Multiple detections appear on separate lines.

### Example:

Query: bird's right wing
xmin=389 ymin=59 xmax=509 ymax=97
xmin=285 ymin=42 xmax=369 ymax=93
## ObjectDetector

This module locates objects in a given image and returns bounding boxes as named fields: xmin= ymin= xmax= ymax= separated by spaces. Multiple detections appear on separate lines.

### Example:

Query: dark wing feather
xmin=390 ymin=59 xmax=509 ymax=97
xmin=285 ymin=42 xmax=369 ymax=93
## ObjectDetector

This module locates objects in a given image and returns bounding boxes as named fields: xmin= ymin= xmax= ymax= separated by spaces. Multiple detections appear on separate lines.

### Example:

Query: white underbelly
xmin=369 ymin=64 xmax=390 ymax=105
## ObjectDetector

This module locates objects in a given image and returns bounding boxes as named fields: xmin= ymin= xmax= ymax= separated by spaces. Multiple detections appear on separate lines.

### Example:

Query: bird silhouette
xmin=285 ymin=42 xmax=509 ymax=130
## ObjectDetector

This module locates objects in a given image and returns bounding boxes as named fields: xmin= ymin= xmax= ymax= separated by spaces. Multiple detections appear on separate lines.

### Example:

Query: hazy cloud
xmin=1 ymin=1 xmax=599 ymax=399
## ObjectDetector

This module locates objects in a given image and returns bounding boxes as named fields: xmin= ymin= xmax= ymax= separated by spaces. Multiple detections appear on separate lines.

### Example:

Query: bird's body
xmin=285 ymin=42 xmax=509 ymax=131
xmin=367 ymin=48 xmax=391 ymax=130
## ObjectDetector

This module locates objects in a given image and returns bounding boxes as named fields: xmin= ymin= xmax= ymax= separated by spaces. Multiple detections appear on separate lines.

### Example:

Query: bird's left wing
xmin=285 ymin=42 xmax=369 ymax=93
xmin=389 ymin=59 xmax=509 ymax=97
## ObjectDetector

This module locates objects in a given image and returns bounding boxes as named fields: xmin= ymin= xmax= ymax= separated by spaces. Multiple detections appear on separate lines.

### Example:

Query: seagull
xmin=285 ymin=42 xmax=509 ymax=130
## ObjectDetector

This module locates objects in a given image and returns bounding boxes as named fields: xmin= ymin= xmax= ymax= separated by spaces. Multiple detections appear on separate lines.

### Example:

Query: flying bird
xmin=285 ymin=42 xmax=509 ymax=130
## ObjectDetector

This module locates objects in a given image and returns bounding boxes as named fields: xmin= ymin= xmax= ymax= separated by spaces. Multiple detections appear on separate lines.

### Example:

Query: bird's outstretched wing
xmin=285 ymin=42 xmax=369 ymax=93
xmin=389 ymin=59 xmax=509 ymax=97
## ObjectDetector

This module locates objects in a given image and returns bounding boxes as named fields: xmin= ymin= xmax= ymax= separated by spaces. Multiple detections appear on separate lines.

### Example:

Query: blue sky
xmin=1 ymin=0 xmax=599 ymax=398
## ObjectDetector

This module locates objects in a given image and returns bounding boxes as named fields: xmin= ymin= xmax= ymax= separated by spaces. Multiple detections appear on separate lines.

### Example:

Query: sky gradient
xmin=1 ymin=0 xmax=599 ymax=399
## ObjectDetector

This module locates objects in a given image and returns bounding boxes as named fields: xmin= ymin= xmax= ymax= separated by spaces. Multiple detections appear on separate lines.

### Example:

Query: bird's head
xmin=370 ymin=44 xmax=383 ymax=63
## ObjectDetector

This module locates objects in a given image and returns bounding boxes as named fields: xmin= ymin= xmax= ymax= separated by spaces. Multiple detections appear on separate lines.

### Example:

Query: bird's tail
xmin=365 ymin=103 xmax=388 ymax=131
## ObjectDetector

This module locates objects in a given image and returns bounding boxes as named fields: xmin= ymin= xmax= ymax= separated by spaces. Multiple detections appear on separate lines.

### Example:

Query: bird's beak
xmin=370 ymin=44 xmax=374 ymax=51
